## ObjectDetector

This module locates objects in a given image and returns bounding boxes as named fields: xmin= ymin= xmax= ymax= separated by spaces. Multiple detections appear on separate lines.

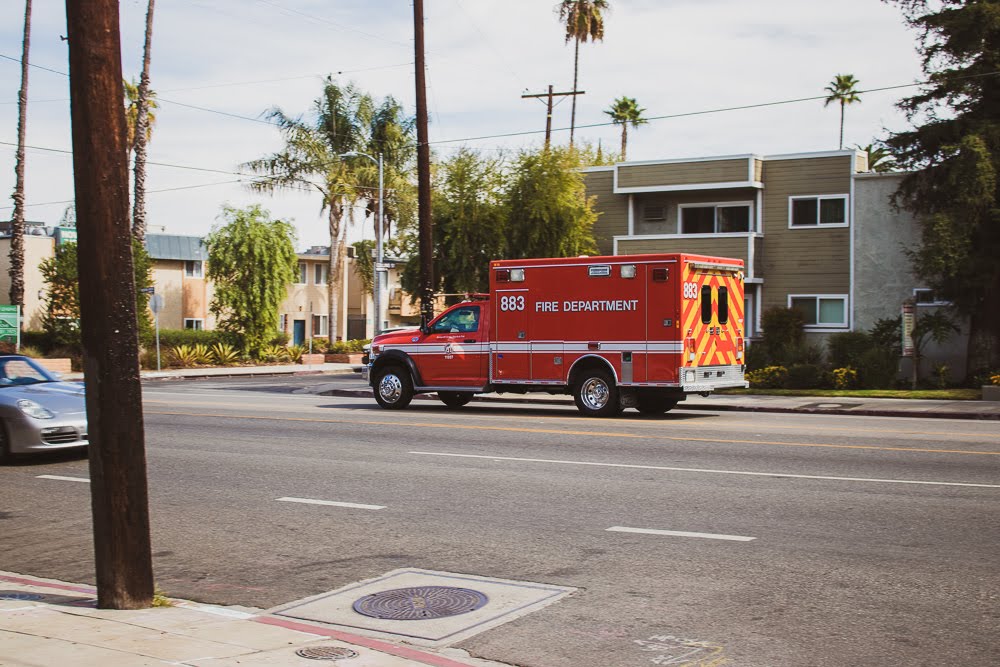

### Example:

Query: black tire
xmin=373 ymin=366 xmax=414 ymax=410
xmin=636 ymin=391 xmax=679 ymax=415
xmin=438 ymin=391 xmax=473 ymax=408
xmin=573 ymin=369 xmax=621 ymax=417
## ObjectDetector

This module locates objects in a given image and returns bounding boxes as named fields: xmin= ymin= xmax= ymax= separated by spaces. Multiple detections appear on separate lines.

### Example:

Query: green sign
xmin=0 ymin=305 xmax=19 ymax=346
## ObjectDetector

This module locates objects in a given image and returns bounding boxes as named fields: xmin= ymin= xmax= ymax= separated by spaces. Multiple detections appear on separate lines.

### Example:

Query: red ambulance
xmin=363 ymin=253 xmax=748 ymax=417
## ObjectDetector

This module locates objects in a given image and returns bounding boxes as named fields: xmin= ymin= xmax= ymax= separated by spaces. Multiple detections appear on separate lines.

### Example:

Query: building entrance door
xmin=293 ymin=319 xmax=306 ymax=346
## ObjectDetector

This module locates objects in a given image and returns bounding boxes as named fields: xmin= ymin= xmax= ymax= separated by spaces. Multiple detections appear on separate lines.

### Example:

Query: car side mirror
xmin=420 ymin=323 xmax=430 ymax=335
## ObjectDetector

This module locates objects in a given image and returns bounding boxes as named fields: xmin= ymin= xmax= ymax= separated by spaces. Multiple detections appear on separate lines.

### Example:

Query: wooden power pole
xmin=414 ymin=0 xmax=434 ymax=324
xmin=521 ymin=86 xmax=584 ymax=149
xmin=65 ymin=0 xmax=154 ymax=610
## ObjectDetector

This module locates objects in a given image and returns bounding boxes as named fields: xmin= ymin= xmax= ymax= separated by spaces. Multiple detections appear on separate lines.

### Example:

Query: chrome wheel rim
xmin=379 ymin=374 xmax=403 ymax=404
xmin=580 ymin=378 xmax=610 ymax=411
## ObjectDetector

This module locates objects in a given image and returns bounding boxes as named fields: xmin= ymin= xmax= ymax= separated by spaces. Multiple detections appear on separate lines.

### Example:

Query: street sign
xmin=901 ymin=302 xmax=915 ymax=357
xmin=0 ymin=305 xmax=19 ymax=346
xmin=139 ymin=287 xmax=155 ymax=294
xmin=149 ymin=294 xmax=164 ymax=314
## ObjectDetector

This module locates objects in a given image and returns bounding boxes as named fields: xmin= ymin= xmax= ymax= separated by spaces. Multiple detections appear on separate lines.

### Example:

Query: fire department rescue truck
xmin=363 ymin=253 xmax=747 ymax=417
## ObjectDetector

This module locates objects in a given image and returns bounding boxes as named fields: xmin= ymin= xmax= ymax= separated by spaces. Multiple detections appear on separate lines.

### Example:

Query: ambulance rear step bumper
xmin=679 ymin=364 xmax=748 ymax=392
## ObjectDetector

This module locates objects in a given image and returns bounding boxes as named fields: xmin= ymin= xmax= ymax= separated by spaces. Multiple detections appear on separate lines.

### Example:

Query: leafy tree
xmin=129 ymin=0 xmax=157 ymax=243
xmin=205 ymin=205 xmax=297 ymax=356
xmin=9 ymin=0 xmax=31 ymax=312
xmin=39 ymin=241 xmax=154 ymax=348
xmin=245 ymin=78 xmax=415 ymax=340
xmin=604 ymin=96 xmax=647 ymax=160
xmin=352 ymin=239 xmax=375 ymax=296
xmin=884 ymin=0 xmax=1000 ymax=373
xmin=506 ymin=146 xmax=598 ymax=258
xmin=856 ymin=142 xmax=896 ymax=172
xmin=824 ymin=73 xmax=861 ymax=149
xmin=557 ymin=0 xmax=609 ymax=146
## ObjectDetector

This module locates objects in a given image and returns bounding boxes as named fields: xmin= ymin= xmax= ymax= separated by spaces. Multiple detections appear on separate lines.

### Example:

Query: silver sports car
xmin=0 ymin=355 xmax=88 ymax=461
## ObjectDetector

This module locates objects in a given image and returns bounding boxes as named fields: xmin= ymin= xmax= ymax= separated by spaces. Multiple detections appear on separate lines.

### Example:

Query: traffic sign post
xmin=149 ymin=294 xmax=164 ymax=371
xmin=0 ymin=305 xmax=21 ymax=352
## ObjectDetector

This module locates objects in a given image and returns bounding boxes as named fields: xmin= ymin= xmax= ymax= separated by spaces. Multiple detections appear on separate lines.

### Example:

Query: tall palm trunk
xmin=9 ymin=0 xmax=31 ymax=311
xmin=569 ymin=37 xmax=580 ymax=148
xmin=839 ymin=101 xmax=845 ymax=150
xmin=620 ymin=124 xmax=628 ymax=161
xmin=326 ymin=204 xmax=346 ymax=341
xmin=132 ymin=0 xmax=155 ymax=243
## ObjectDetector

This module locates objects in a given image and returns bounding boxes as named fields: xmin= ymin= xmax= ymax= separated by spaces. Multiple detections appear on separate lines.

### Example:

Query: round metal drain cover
xmin=295 ymin=646 xmax=359 ymax=660
xmin=352 ymin=586 xmax=488 ymax=620
xmin=0 ymin=593 xmax=43 ymax=601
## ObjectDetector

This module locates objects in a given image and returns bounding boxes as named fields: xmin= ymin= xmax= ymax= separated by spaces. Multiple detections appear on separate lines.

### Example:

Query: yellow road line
xmin=147 ymin=410 xmax=1000 ymax=457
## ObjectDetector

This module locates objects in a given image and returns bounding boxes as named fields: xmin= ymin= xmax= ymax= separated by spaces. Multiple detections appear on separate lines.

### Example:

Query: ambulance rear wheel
xmin=374 ymin=366 xmax=413 ymax=410
xmin=574 ymin=369 xmax=621 ymax=417
xmin=438 ymin=391 xmax=473 ymax=408
xmin=636 ymin=391 xmax=679 ymax=415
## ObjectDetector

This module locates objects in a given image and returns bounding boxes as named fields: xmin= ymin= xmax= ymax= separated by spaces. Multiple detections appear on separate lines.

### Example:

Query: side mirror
xmin=420 ymin=323 xmax=430 ymax=335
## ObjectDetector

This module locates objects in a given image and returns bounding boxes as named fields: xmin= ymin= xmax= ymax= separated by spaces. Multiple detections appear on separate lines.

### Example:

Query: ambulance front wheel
xmin=374 ymin=366 xmax=413 ymax=409
xmin=438 ymin=391 xmax=473 ymax=408
xmin=574 ymin=369 xmax=621 ymax=417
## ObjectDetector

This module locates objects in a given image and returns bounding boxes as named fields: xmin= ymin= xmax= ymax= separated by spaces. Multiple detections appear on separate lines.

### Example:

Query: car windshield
xmin=0 ymin=357 xmax=57 ymax=387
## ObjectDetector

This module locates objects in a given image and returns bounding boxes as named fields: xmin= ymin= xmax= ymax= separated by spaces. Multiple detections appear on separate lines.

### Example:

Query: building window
xmin=789 ymin=295 xmax=848 ymax=328
xmin=185 ymin=260 xmax=203 ymax=278
xmin=184 ymin=318 xmax=203 ymax=330
xmin=279 ymin=314 xmax=288 ymax=331
xmin=312 ymin=314 xmax=328 ymax=336
xmin=913 ymin=288 xmax=951 ymax=306
xmin=680 ymin=203 xmax=751 ymax=234
xmin=296 ymin=262 xmax=307 ymax=284
xmin=789 ymin=195 xmax=848 ymax=227
xmin=314 ymin=263 xmax=327 ymax=285
xmin=643 ymin=205 xmax=665 ymax=221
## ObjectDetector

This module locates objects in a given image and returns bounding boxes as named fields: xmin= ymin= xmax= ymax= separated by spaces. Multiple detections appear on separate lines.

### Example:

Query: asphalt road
xmin=1 ymin=374 xmax=998 ymax=667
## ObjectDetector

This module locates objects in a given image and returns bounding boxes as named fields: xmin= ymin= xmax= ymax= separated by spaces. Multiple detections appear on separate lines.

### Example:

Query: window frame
xmin=678 ymin=201 xmax=753 ymax=234
xmin=913 ymin=288 xmax=951 ymax=307
xmin=788 ymin=194 xmax=849 ymax=229
xmin=183 ymin=318 xmax=204 ymax=330
xmin=787 ymin=294 xmax=849 ymax=330
xmin=314 ymin=263 xmax=327 ymax=286
xmin=311 ymin=314 xmax=329 ymax=337
xmin=184 ymin=260 xmax=204 ymax=278
xmin=296 ymin=261 xmax=308 ymax=284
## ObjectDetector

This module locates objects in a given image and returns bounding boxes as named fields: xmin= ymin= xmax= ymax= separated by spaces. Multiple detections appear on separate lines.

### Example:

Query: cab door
xmin=418 ymin=304 xmax=486 ymax=386
xmin=493 ymin=289 xmax=529 ymax=381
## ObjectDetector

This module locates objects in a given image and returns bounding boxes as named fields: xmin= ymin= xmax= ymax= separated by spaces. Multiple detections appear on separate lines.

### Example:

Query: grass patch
xmin=717 ymin=388 xmax=982 ymax=400
xmin=152 ymin=588 xmax=174 ymax=607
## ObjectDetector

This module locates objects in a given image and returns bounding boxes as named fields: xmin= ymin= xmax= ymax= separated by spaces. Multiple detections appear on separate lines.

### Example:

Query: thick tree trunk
xmin=9 ymin=0 xmax=31 ymax=310
xmin=621 ymin=125 xmax=627 ymax=161
xmin=131 ymin=0 xmax=155 ymax=243
xmin=65 ymin=0 xmax=154 ymax=610
xmin=570 ymin=37 xmax=580 ymax=148
xmin=326 ymin=204 xmax=344 ymax=341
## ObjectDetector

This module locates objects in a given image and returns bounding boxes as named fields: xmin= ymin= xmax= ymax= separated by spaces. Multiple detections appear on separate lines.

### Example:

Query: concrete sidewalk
xmin=0 ymin=572 xmax=509 ymax=667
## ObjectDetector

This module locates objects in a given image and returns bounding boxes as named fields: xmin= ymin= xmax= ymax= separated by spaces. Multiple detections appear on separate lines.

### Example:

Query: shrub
xmin=271 ymin=331 xmax=290 ymax=347
xmin=827 ymin=332 xmax=873 ymax=369
xmin=856 ymin=347 xmax=899 ymax=389
xmin=932 ymin=363 xmax=950 ymax=389
xmin=18 ymin=344 xmax=45 ymax=359
xmin=783 ymin=342 xmax=824 ymax=366
xmin=784 ymin=363 xmax=827 ymax=389
xmin=310 ymin=337 xmax=330 ymax=353
xmin=157 ymin=328 xmax=226 ymax=348
xmin=210 ymin=342 xmax=240 ymax=366
xmin=170 ymin=344 xmax=199 ymax=367
xmin=328 ymin=339 xmax=370 ymax=354
xmin=831 ymin=367 xmax=859 ymax=389
xmin=761 ymin=307 xmax=805 ymax=349
xmin=287 ymin=345 xmax=305 ymax=363
xmin=192 ymin=343 xmax=212 ymax=365
xmin=259 ymin=344 xmax=288 ymax=362
xmin=744 ymin=341 xmax=772 ymax=371
xmin=746 ymin=365 xmax=788 ymax=389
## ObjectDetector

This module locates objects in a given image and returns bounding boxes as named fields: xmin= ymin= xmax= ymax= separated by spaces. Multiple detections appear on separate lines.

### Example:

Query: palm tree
xmin=855 ymin=143 xmax=895 ymax=173
xmin=9 ymin=0 xmax=31 ymax=313
xmin=824 ymin=73 xmax=861 ymax=150
xmin=558 ymin=0 xmax=609 ymax=147
xmin=130 ymin=0 xmax=156 ymax=243
xmin=604 ymin=96 xmax=646 ymax=161
xmin=124 ymin=79 xmax=158 ymax=164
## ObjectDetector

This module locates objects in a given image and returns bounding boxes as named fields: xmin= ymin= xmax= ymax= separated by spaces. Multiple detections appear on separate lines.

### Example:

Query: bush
xmin=761 ymin=307 xmax=805 ymax=349
xmin=746 ymin=365 xmax=788 ymax=389
xmin=156 ymin=328 xmax=227 ymax=348
xmin=856 ymin=347 xmax=899 ymax=389
xmin=329 ymin=339 xmax=370 ymax=354
xmin=784 ymin=363 xmax=827 ymax=389
xmin=831 ymin=367 xmax=859 ymax=389
xmin=827 ymin=332 xmax=873 ymax=369
xmin=744 ymin=341 xmax=772 ymax=371
xmin=170 ymin=344 xmax=199 ymax=367
xmin=310 ymin=337 xmax=330 ymax=353
xmin=783 ymin=342 xmax=824 ymax=366
xmin=210 ymin=342 xmax=240 ymax=366
xmin=287 ymin=345 xmax=305 ymax=363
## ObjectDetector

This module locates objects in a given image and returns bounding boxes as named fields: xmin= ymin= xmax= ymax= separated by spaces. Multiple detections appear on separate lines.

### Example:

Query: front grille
xmin=41 ymin=427 xmax=81 ymax=444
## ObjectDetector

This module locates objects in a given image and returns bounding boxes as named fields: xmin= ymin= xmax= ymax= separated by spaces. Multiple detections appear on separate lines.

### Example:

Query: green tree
xmin=856 ymin=142 xmax=895 ymax=172
xmin=506 ymin=146 xmax=598 ymax=259
xmin=205 ymin=205 xmax=297 ymax=356
xmin=824 ymin=73 xmax=861 ymax=149
xmin=39 ymin=241 xmax=153 ymax=348
xmin=884 ymin=0 xmax=1000 ymax=372
xmin=603 ymin=96 xmax=647 ymax=160
xmin=352 ymin=239 xmax=375 ymax=296
xmin=558 ymin=0 xmax=609 ymax=147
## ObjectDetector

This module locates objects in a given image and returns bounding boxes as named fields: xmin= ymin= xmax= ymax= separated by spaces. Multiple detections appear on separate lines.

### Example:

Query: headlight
xmin=17 ymin=399 xmax=54 ymax=419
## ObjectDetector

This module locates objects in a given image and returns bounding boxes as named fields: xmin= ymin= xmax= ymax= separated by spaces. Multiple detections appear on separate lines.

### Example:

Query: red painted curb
xmin=0 ymin=573 xmax=96 ymax=596
xmin=254 ymin=615 xmax=478 ymax=667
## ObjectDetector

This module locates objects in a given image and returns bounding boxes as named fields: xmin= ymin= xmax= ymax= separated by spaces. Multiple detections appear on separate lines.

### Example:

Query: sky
xmin=1 ymin=0 xmax=925 ymax=250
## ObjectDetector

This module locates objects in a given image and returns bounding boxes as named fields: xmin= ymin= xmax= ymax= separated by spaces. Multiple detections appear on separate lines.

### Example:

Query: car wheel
xmin=636 ymin=391 xmax=679 ymax=415
xmin=438 ymin=391 xmax=473 ymax=408
xmin=373 ymin=366 xmax=413 ymax=410
xmin=574 ymin=369 xmax=621 ymax=417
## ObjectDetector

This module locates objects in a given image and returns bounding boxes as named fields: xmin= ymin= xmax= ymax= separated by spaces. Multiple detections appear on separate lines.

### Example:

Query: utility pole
xmin=414 ymin=0 xmax=434 ymax=325
xmin=65 ymin=0 xmax=154 ymax=610
xmin=521 ymin=85 xmax=584 ymax=149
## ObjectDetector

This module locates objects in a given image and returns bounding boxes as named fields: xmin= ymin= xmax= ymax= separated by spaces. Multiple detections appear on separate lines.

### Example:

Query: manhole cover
xmin=295 ymin=646 xmax=359 ymax=660
xmin=352 ymin=586 xmax=488 ymax=620
xmin=0 ymin=593 xmax=43 ymax=601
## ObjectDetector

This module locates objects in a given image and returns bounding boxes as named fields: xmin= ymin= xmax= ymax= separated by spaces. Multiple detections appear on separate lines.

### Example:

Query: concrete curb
xmin=320 ymin=388 xmax=1000 ymax=421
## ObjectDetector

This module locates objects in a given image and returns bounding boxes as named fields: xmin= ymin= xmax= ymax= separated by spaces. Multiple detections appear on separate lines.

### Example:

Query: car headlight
xmin=17 ymin=399 xmax=54 ymax=419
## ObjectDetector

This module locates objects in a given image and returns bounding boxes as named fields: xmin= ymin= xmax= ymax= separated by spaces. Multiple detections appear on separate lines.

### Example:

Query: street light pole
xmin=340 ymin=151 xmax=385 ymax=335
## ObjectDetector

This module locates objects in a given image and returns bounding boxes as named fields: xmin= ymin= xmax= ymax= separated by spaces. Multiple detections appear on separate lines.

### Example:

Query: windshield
xmin=0 ymin=357 xmax=57 ymax=387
